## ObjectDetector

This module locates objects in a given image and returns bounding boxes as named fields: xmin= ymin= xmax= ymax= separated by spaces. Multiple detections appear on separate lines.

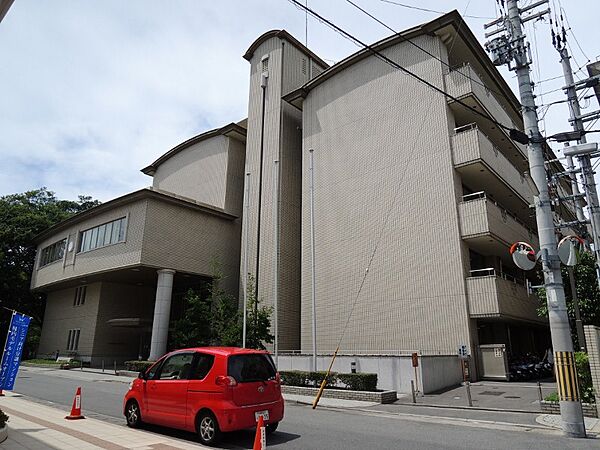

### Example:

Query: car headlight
xmin=129 ymin=381 xmax=134 ymax=390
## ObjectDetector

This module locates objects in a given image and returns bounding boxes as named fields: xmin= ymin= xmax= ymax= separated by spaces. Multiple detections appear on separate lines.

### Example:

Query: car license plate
xmin=255 ymin=410 xmax=269 ymax=422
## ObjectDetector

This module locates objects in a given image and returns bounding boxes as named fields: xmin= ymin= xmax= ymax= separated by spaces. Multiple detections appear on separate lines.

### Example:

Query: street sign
xmin=411 ymin=352 xmax=418 ymax=368
xmin=458 ymin=345 xmax=469 ymax=359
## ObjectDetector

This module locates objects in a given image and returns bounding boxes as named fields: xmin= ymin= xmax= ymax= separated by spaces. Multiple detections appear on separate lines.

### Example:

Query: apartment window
xmin=67 ymin=329 xmax=81 ymax=352
xmin=73 ymin=286 xmax=87 ymax=306
xmin=39 ymin=239 xmax=66 ymax=267
xmin=79 ymin=217 xmax=127 ymax=253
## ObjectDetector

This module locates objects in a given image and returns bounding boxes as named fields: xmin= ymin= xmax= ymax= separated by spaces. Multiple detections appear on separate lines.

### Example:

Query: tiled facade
xmin=34 ymin=12 xmax=573 ymax=387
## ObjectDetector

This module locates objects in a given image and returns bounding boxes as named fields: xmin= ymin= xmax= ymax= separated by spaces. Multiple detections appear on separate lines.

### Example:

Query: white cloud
xmin=0 ymin=0 xmax=597 ymax=202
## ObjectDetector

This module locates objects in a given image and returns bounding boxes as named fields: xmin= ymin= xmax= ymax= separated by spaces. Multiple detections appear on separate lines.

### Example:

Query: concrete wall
xmin=141 ymin=198 xmax=241 ymax=296
xmin=32 ymin=201 xmax=148 ymax=290
xmin=300 ymin=34 xmax=472 ymax=355
xmin=37 ymin=283 xmax=102 ymax=360
xmin=276 ymin=354 xmax=461 ymax=393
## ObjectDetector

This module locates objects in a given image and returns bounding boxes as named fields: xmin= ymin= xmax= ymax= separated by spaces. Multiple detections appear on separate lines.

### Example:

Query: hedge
xmin=280 ymin=370 xmax=378 ymax=392
xmin=124 ymin=360 xmax=155 ymax=372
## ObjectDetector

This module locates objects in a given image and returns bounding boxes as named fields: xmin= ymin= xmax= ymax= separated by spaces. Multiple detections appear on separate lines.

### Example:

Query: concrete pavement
xmin=0 ymin=391 xmax=210 ymax=449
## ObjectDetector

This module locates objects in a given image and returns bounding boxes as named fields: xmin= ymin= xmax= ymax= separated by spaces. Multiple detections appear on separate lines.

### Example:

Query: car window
xmin=146 ymin=360 xmax=163 ymax=379
xmin=156 ymin=353 xmax=194 ymax=380
xmin=191 ymin=353 xmax=215 ymax=380
xmin=228 ymin=354 xmax=276 ymax=383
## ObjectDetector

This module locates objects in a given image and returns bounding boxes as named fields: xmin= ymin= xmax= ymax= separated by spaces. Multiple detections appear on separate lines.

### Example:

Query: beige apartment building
xmin=33 ymin=11 xmax=574 ymax=391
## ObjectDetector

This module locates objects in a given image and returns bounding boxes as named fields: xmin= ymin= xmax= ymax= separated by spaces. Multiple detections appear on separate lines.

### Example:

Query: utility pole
xmin=485 ymin=0 xmax=586 ymax=437
xmin=558 ymin=44 xmax=600 ymax=291
xmin=564 ymin=147 xmax=587 ymax=351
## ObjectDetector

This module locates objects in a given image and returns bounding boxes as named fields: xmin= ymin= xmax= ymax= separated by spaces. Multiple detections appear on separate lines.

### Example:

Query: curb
xmin=396 ymin=402 xmax=539 ymax=415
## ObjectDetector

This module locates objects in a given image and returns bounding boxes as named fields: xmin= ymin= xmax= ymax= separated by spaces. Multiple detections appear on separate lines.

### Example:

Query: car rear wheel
xmin=125 ymin=400 xmax=142 ymax=428
xmin=197 ymin=411 xmax=222 ymax=446
xmin=266 ymin=422 xmax=279 ymax=434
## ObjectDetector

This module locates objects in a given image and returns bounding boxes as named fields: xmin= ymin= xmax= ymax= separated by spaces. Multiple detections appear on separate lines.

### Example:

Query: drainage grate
xmin=480 ymin=391 xmax=505 ymax=396
xmin=504 ymin=396 xmax=521 ymax=399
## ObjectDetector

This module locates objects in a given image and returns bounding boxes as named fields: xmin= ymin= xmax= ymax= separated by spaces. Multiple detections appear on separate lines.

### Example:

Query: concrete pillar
xmin=149 ymin=269 xmax=176 ymax=361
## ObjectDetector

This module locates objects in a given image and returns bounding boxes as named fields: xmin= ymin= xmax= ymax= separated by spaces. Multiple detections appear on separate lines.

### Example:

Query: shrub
xmin=124 ymin=360 xmax=155 ymax=372
xmin=0 ymin=409 xmax=8 ymax=428
xmin=60 ymin=360 xmax=81 ymax=369
xmin=279 ymin=370 xmax=377 ymax=391
xmin=575 ymin=352 xmax=595 ymax=404
xmin=337 ymin=373 xmax=378 ymax=392
xmin=279 ymin=370 xmax=310 ymax=387
xmin=544 ymin=392 xmax=559 ymax=402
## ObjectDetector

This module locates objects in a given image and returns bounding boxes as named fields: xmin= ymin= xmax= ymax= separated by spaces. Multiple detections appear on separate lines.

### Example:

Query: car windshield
xmin=227 ymin=354 xmax=276 ymax=383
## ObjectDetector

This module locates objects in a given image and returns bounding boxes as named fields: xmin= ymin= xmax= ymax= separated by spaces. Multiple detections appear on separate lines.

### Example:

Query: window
xmin=191 ymin=353 xmax=215 ymax=380
xmin=228 ymin=354 xmax=276 ymax=383
xmin=67 ymin=329 xmax=81 ymax=351
xmin=156 ymin=353 xmax=194 ymax=380
xmin=73 ymin=286 xmax=87 ymax=306
xmin=40 ymin=239 xmax=66 ymax=267
xmin=79 ymin=217 xmax=127 ymax=253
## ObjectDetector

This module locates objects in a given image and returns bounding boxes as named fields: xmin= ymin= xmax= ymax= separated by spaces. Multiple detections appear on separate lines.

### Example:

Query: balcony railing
xmin=459 ymin=193 xmax=538 ymax=247
xmin=452 ymin=126 xmax=533 ymax=204
xmin=466 ymin=272 xmax=543 ymax=322
xmin=445 ymin=63 xmax=519 ymax=130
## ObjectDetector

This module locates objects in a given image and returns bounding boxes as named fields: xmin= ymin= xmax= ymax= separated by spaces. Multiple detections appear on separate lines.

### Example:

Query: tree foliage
xmin=537 ymin=251 xmax=600 ymax=347
xmin=170 ymin=273 xmax=273 ymax=351
xmin=0 ymin=188 xmax=100 ymax=357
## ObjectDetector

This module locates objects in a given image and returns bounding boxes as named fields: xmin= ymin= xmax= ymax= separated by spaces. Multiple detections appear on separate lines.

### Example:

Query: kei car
xmin=123 ymin=347 xmax=284 ymax=445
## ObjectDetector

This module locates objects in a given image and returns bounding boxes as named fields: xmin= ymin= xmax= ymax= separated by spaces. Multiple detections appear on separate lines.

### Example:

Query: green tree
xmin=244 ymin=275 xmax=274 ymax=350
xmin=537 ymin=251 xmax=600 ymax=347
xmin=0 ymin=188 xmax=100 ymax=357
xmin=170 ymin=288 xmax=213 ymax=349
xmin=169 ymin=273 xmax=273 ymax=351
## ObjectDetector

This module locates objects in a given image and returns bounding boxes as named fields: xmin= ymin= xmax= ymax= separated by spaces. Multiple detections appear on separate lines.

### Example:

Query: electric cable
xmin=287 ymin=0 xmax=522 ymax=138
xmin=378 ymin=0 xmax=494 ymax=20
xmin=344 ymin=0 xmax=507 ymax=100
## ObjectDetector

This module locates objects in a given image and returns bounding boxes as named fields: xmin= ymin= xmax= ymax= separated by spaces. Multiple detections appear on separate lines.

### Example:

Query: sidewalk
xmin=0 ymin=392 xmax=208 ymax=449
xmin=397 ymin=380 xmax=557 ymax=412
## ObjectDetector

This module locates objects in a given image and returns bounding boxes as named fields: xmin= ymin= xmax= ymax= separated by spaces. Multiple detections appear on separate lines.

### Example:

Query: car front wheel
xmin=197 ymin=411 xmax=222 ymax=446
xmin=125 ymin=400 xmax=142 ymax=428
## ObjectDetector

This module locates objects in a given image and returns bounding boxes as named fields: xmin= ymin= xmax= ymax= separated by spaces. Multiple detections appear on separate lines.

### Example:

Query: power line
xmin=343 ymin=0 xmax=506 ymax=100
xmin=379 ymin=0 xmax=494 ymax=20
xmin=286 ymin=0 xmax=520 ymax=136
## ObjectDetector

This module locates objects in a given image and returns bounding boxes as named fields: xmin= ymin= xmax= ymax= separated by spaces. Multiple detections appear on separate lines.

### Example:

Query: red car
xmin=123 ymin=347 xmax=284 ymax=446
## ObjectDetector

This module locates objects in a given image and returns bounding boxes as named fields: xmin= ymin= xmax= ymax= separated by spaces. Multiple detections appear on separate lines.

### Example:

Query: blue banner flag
xmin=0 ymin=312 xmax=31 ymax=390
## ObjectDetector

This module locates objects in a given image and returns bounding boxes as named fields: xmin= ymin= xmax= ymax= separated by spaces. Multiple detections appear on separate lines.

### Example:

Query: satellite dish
xmin=557 ymin=235 xmax=585 ymax=266
xmin=509 ymin=241 xmax=536 ymax=271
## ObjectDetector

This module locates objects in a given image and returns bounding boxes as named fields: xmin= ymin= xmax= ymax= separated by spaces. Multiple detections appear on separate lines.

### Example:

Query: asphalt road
xmin=12 ymin=366 xmax=598 ymax=449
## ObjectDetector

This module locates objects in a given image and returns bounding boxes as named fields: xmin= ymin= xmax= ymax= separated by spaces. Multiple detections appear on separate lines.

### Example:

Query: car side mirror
xmin=138 ymin=370 xmax=147 ymax=380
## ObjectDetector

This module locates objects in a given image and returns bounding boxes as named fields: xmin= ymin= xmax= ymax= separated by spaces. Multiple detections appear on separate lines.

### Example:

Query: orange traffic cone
xmin=253 ymin=415 xmax=266 ymax=450
xmin=65 ymin=387 xmax=85 ymax=420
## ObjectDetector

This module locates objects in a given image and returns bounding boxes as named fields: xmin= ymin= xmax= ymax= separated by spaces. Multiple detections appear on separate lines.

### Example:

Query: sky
xmin=0 ymin=0 xmax=598 ymax=202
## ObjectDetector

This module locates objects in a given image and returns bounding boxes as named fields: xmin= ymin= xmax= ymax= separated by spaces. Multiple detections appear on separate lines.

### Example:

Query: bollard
xmin=465 ymin=381 xmax=473 ymax=407
xmin=410 ymin=380 xmax=417 ymax=404
xmin=537 ymin=381 xmax=543 ymax=406
xmin=102 ymin=360 xmax=105 ymax=373
xmin=114 ymin=360 xmax=117 ymax=375
xmin=80 ymin=360 xmax=83 ymax=371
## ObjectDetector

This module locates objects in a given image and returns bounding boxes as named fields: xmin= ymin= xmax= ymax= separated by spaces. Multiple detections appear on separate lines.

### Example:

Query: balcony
xmin=452 ymin=126 xmax=533 ymax=223
xmin=458 ymin=194 xmax=538 ymax=259
xmin=466 ymin=270 xmax=545 ymax=323
xmin=445 ymin=64 xmax=527 ymax=171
